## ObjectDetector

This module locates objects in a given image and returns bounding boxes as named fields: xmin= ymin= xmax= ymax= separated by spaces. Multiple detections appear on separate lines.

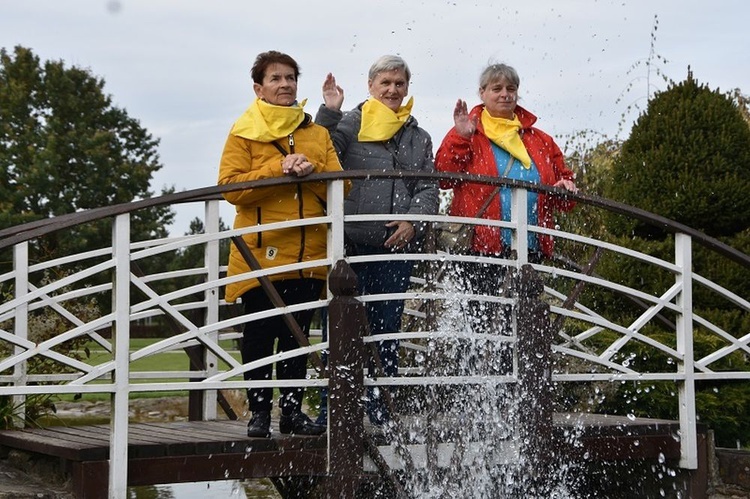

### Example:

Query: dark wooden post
xmin=515 ymin=264 xmax=554 ymax=481
xmin=326 ymin=259 xmax=367 ymax=497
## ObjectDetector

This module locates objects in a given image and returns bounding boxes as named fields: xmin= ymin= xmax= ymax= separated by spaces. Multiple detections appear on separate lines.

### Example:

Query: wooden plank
xmin=126 ymin=450 xmax=328 ymax=487
xmin=574 ymin=434 xmax=682 ymax=460
xmin=53 ymin=425 xmax=171 ymax=459
xmin=0 ymin=428 xmax=96 ymax=460
xmin=138 ymin=421 xmax=247 ymax=455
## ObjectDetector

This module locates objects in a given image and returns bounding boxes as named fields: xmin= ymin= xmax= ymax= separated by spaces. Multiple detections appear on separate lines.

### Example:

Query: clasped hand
xmin=282 ymin=153 xmax=314 ymax=177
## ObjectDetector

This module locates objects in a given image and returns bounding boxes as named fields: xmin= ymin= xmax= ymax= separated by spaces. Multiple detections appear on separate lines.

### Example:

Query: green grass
xmin=57 ymin=338 xmax=243 ymax=402
xmin=58 ymin=336 xmax=322 ymax=404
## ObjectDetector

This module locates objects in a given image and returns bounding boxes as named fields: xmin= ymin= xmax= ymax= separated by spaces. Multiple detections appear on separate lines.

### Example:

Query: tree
xmin=606 ymin=71 xmax=750 ymax=239
xmin=0 ymin=45 xmax=174 ymax=261
xmin=585 ymin=72 xmax=750 ymax=447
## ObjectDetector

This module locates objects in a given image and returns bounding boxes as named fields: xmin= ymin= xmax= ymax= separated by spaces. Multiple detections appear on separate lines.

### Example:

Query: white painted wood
xmin=675 ymin=233 xmax=698 ymax=469
xmin=12 ymin=242 xmax=28 ymax=427
xmin=109 ymin=214 xmax=131 ymax=498
xmin=202 ymin=199 xmax=221 ymax=420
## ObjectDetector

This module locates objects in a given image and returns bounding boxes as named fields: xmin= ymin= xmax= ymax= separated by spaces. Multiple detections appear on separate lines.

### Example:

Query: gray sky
xmin=2 ymin=0 xmax=748 ymax=234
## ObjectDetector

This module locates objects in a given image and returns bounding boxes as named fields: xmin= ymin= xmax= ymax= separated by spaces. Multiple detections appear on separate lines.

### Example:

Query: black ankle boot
xmin=279 ymin=411 xmax=326 ymax=436
xmin=247 ymin=411 xmax=271 ymax=438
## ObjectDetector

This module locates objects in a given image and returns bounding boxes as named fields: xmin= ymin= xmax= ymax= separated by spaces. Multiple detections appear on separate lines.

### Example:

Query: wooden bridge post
xmin=515 ymin=264 xmax=554 ymax=485
xmin=324 ymin=259 xmax=367 ymax=497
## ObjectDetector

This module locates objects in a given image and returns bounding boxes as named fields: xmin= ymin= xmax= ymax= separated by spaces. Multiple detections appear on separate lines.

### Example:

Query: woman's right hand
xmin=454 ymin=99 xmax=476 ymax=138
xmin=322 ymin=73 xmax=344 ymax=111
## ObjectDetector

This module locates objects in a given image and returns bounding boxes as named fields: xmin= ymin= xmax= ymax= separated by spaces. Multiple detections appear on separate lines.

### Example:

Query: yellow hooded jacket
xmin=218 ymin=115 xmax=345 ymax=303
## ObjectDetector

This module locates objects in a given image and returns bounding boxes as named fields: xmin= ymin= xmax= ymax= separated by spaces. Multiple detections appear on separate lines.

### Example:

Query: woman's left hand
xmin=384 ymin=221 xmax=415 ymax=250
xmin=554 ymin=179 xmax=578 ymax=193
xmin=282 ymin=153 xmax=315 ymax=177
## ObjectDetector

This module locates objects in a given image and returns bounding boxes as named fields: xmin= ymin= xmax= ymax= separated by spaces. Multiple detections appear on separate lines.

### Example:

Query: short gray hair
xmin=368 ymin=55 xmax=411 ymax=82
xmin=479 ymin=63 xmax=520 ymax=89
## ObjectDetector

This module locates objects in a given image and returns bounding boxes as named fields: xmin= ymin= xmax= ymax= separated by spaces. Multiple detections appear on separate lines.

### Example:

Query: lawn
xmin=62 ymin=336 xmax=321 ymax=403
xmin=58 ymin=338 xmax=243 ymax=402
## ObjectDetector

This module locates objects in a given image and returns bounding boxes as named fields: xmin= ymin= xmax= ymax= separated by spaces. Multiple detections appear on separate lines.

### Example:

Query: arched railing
xmin=0 ymin=171 xmax=747 ymax=497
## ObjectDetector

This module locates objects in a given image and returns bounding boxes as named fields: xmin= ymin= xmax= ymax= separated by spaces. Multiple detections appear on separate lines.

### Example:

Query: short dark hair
xmin=250 ymin=51 xmax=301 ymax=84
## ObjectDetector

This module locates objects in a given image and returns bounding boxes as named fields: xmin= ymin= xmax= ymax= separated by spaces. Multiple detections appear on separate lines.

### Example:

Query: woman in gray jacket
xmin=316 ymin=55 xmax=439 ymax=426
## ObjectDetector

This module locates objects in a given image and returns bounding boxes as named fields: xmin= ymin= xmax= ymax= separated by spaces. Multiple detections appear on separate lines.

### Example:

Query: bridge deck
xmin=0 ymin=414 xmax=707 ymax=498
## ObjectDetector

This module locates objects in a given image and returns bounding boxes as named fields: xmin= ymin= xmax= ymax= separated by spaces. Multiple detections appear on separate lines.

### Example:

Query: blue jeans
xmin=350 ymin=243 xmax=413 ymax=424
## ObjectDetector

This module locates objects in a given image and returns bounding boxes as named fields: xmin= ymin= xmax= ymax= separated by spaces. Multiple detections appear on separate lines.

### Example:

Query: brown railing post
xmin=326 ymin=259 xmax=367 ymax=496
xmin=515 ymin=264 xmax=554 ymax=486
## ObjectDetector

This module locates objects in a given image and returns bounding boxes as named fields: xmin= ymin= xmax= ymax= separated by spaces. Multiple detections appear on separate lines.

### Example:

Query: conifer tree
xmin=606 ymin=70 xmax=750 ymax=239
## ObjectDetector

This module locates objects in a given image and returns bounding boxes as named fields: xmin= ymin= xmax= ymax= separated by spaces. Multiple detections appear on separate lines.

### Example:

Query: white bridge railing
xmin=0 ymin=171 xmax=748 ymax=497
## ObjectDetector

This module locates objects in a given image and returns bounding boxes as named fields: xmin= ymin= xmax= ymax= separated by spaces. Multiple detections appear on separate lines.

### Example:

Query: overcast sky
xmin=2 ymin=0 xmax=748 ymax=234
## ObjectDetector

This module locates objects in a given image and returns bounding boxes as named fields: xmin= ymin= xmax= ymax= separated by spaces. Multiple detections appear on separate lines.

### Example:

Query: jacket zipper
xmin=289 ymin=134 xmax=306 ymax=278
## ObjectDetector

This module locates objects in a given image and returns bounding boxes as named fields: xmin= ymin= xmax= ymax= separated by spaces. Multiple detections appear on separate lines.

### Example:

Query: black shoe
xmin=279 ymin=412 xmax=326 ymax=436
xmin=247 ymin=411 xmax=271 ymax=438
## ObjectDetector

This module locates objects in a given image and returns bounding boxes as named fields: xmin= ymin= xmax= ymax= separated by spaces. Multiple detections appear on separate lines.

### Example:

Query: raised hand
xmin=453 ymin=99 xmax=476 ymax=138
xmin=322 ymin=73 xmax=344 ymax=111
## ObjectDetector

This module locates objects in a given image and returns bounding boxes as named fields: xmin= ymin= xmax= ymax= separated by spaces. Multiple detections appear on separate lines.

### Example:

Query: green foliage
xmin=0 ymin=271 xmax=100 ymax=427
xmin=555 ymin=37 xmax=750 ymax=445
xmin=0 ymin=394 xmax=56 ymax=429
xmin=557 ymin=133 xmax=621 ymax=266
xmin=728 ymin=88 xmax=750 ymax=127
xmin=0 ymin=45 xmax=174 ymax=262
xmin=606 ymin=73 xmax=750 ymax=239
xmin=167 ymin=217 xmax=232 ymax=274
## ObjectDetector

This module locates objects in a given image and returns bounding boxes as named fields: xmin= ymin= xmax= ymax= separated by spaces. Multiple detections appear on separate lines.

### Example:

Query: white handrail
xmin=0 ymin=175 xmax=747 ymax=496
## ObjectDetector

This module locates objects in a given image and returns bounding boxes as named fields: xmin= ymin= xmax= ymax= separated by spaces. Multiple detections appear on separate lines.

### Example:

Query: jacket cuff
xmin=315 ymin=104 xmax=343 ymax=127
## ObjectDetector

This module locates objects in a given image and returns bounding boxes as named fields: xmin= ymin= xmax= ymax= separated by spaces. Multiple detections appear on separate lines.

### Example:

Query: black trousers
xmin=241 ymin=278 xmax=324 ymax=415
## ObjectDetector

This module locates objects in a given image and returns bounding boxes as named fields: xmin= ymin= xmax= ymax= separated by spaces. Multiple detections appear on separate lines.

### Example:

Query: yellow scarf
xmin=480 ymin=108 xmax=532 ymax=168
xmin=230 ymin=97 xmax=307 ymax=142
xmin=358 ymin=96 xmax=414 ymax=142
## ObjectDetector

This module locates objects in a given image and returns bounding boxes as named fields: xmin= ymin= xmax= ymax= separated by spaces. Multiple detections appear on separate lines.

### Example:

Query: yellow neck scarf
xmin=358 ymin=96 xmax=414 ymax=142
xmin=230 ymin=97 xmax=307 ymax=143
xmin=480 ymin=108 xmax=532 ymax=168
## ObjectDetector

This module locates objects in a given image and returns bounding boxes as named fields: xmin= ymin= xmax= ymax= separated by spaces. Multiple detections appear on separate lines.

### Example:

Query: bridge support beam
xmin=516 ymin=264 xmax=555 ymax=490
xmin=324 ymin=259 xmax=367 ymax=497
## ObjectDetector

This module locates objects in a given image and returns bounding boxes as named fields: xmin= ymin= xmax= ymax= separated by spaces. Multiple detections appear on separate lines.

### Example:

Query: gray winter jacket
xmin=315 ymin=103 xmax=439 ymax=249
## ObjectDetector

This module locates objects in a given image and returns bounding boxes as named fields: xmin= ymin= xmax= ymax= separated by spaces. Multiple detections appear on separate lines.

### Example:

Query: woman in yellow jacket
xmin=218 ymin=51 xmax=344 ymax=438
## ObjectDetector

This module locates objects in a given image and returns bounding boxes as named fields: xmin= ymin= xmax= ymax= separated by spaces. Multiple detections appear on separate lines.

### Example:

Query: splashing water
xmin=389 ymin=265 xmax=578 ymax=498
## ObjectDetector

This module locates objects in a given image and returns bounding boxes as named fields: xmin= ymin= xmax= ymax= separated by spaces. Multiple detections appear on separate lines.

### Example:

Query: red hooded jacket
xmin=435 ymin=104 xmax=575 ymax=257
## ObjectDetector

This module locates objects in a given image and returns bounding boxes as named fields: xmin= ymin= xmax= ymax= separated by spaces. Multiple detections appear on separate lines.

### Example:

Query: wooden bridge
xmin=0 ymin=171 xmax=746 ymax=497
xmin=0 ymin=413 xmax=708 ymax=497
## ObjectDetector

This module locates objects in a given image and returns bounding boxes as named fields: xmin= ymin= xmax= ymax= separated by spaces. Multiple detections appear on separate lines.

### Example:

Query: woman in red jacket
xmin=435 ymin=62 xmax=577 ymax=337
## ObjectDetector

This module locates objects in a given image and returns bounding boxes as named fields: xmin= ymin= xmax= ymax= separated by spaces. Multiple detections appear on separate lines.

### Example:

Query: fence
xmin=0 ymin=171 xmax=748 ymax=496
